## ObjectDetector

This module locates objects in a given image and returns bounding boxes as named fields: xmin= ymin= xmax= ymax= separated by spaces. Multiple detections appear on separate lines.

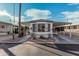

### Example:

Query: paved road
xmin=0 ymin=35 xmax=18 ymax=41
xmin=54 ymin=34 xmax=68 ymax=42
xmin=0 ymin=34 xmax=79 ymax=56
xmin=53 ymin=34 xmax=79 ymax=44
xmin=53 ymin=34 xmax=70 ymax=44
xmin=0 ymin=35 xmax=30 ymax=43
xmin=37 ymin=34 xmax=79 ymax=56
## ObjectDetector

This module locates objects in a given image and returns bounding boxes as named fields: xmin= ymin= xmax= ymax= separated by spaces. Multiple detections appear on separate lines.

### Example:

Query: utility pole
xmin=13 ymin=3 xmax=15 ymax=28
xmin=18 ymin=3 xmax=22 ymax=37
xmin=12 ymin=3 xmax=15 ymax=39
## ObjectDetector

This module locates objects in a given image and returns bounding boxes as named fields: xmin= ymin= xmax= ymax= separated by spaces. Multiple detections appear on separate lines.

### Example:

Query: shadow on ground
xmin=40 ymin=43 xmax=79 ymax=56
xmin=0 ymin=43 xmax=21 ymax=56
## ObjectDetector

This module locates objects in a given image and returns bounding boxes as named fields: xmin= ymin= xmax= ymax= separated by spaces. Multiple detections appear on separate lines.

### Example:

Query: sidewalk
xmin=0 ymin=35 xmax=31 ymax=43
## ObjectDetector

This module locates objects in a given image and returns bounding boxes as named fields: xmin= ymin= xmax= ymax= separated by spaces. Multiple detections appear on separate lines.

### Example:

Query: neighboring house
xmin=22 ymin=19 xmax=70 ymax=38
xmin=0 ymin=21 xmax=13 ymax=34
xmin=55 ymin=23 xmax=79 ymax=33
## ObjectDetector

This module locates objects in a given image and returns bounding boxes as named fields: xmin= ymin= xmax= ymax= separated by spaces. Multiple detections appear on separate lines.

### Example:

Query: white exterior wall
xmin=29 ymin=22 xmax=53 ymax=38
xmin=0 ymin=24 xmax=13 ymax=33
xmin=29 ymin=23 xmax=33 ymax=34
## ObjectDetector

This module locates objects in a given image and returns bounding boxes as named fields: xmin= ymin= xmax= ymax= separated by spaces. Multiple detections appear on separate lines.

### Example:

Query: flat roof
xmin=21 ymin=19 xmax=71 ymax=26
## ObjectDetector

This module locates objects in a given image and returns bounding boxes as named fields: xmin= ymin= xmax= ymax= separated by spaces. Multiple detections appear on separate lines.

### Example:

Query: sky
xmin=0 ymin=3 xmax=79 ymax=24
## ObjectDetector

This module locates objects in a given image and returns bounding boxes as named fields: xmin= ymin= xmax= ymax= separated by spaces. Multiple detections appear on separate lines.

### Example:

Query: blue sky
xmin=0 ymin=3 xmax=79 ymax=24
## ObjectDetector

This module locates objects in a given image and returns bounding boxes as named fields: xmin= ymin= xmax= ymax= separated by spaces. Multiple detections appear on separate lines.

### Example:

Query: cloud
xmin=67 ymin=3 xmax=79 ymax=6
xmin=61 ymin=11 xmax=79 ymax=23
xmin=24 ymin=9 xmax=52 ymax=20
xmin=0 ymin=10 xmax=25 ymax=25
xmin=0 ymin=10 xmax=11 ymax=17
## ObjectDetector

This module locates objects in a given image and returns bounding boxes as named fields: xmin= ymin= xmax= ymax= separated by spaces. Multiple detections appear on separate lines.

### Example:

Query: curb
xmin=25 ymin=42 xmax=75 ymax=56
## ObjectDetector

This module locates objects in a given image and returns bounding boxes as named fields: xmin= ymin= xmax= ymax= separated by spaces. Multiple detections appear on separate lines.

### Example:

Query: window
xmin=73 ymin=25 xmax=77 ymax=29
xmin=38 ymin=24 xmax=45 ymax=32
xmin=2 ymin=25 xmax=5 ymax=28
xmin=48 ymin=24 xmax=50 ymax=32
xmin=32 ymin=24 xmax=36 ymax=32
xmin=38 ymin=24 xmax=41 ymax=32
xmin=32 ymin=23 xmax=51 ymax=32
xmin=67 ymin=26 xmax=70 ymax=29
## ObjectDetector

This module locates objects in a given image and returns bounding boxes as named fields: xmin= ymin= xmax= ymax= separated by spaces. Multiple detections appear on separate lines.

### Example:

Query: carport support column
xmin=52 ymin=23 xmax=53 ymax=37
xmin=65 ymin=25 xmax=67 ymax=35
xmin=77 ymin=25 xmax=78 ymax=29
xmin=30 ymin=23 xmax=32 ymax=34
xmin=50 ymin=23 xmax=53 ymax=38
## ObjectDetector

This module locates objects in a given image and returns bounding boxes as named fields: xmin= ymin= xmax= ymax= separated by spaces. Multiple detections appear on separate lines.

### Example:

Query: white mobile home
xmin=0 ymin=21 xmax=13 ymax=34
xmin=22 ymin=19 xmax=70 ymax=38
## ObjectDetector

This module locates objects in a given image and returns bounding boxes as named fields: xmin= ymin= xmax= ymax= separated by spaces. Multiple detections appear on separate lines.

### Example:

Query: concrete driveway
xmin=9 ymin=43 xmax=57 ymax=56
xmin=0 ymin=43 xmax=59 ymax=56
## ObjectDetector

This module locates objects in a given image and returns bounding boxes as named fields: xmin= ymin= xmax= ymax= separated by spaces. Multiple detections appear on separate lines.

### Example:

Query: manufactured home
xmin=55 ymin=23 xmax=79 ymax=33
xmin=22 ymin=19 xmax=71 ymax=38
xmin=0 ymin=21 xmax=13 ymax=34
